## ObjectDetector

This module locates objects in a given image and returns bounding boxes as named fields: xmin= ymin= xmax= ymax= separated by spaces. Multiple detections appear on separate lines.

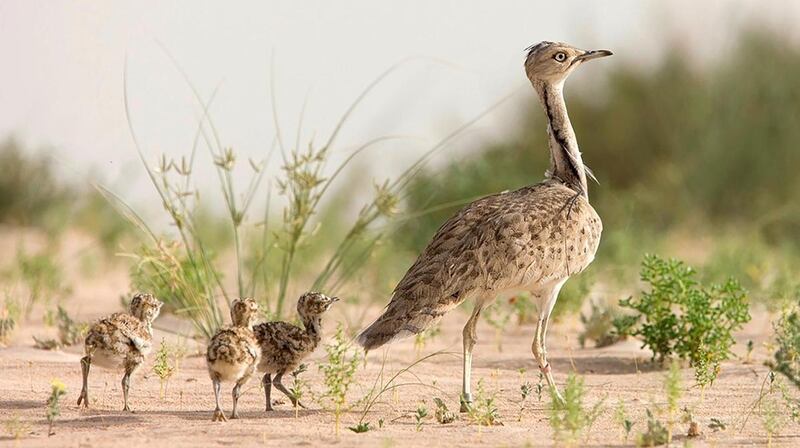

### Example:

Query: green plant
xmin=466 ymin=378 xmax=502 ymax=427
xmin=289 ymin=363 xmax=308 ymax=418
xmin=614 ymin=400 xmax=635 ymax=442
xmin=509 ymin=294 xmax=536 ymax=325
xmin=518 ymin=371 xmax=533 ymax=422
xmin=348 ymin=422 xmax=371 ymax=433
xmin=354 ymin=351 xmax=449 ymax=432
xmin=45 ymin=379 xmax=67 ymax=436
xmin=318 ymin=323 xmax=360 ymax=436
xmin=413 ymin=324 xmax=441 ymax=358
xmin=153 ymin=338 xmax=175 ymax=399
xmin=619 ymin=254 xmax=750 ymax=386
xmin=414 ymin=405 xmax=428 ymax=431
xmin=768 ymin=305 xmax=800 ymax=387
xmin=664 ymin=360 xmax=682 ymax=442
xmin=709 ymin=417 xmax=726 ymax=431
xmin=433 ymin=397 xmax=456 ymax=424
xmin=3 ymin=414 xmax=30 ymax=440
xmin=484 ymin=301 xmax=512 ymax=352
xmin=548 ymin=372 xmax=604 ymax=446
xmin=15 ymin=248 xmax=70 ymax=319
xmin=635 ymin=408 xmax=669 ymax=447
xmin=33 ymin=306 xmax=87 ymax=350
xmin=745 ymin=339 xmax=755 ymax=364
xmin=0 ymin=293 xmax=21 ymax=345
xmin=578 ymin=299 xmax=627 ymax=348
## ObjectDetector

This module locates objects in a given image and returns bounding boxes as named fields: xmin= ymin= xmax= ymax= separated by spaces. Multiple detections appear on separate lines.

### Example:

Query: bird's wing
xmin=358 ymin=181 xmax=599 ymax=349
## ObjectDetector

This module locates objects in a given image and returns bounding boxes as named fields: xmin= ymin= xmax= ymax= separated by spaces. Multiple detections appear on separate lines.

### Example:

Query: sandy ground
xmin=1 ymin=231 xmax=798 ymax=447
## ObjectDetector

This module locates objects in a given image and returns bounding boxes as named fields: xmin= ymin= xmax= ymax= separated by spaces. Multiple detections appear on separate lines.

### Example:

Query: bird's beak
xmin=330 ymin=296 xmax=339 ymax=303
xmin=575 ymin=49 xmax=613 ymax=62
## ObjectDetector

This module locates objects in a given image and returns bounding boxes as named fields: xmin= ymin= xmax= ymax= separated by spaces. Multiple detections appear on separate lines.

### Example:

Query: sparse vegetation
xmin=635 ymin=409 xmax=669 ymax=447
xmin=619 ymin=255 xmax=750 ymax=386
xmin=413 ymin=324 xmax=441 ymax=358
xmin=579 ymin=299 xmax=627 ymax=348
xmin=153 ymin=338 xmax=175 ymax=399
xmin=484 ymin=301 xmax=513 ymax=352
xmin=548 ymin=372 xmax=604 ymax=446
xmin=289 ymin=363 xmax=308 ymax=418
xmin=614 ymin=400 xmax=635 ymax=443
xmin=433 ymin=397 xmax=456 ymax=424
xmin=467 ymin=378 xmax=502 ymax=427
xmin=33 ymin=305 xmax=87 ymax=350
xmin=45 ymin=379 xmax=67 ymax=436
xmin=413 ymin=405 xmax=428 ymax=431
xmin=318 ymin=324 xmax=361 ymax=436
xmin=768 ymin=305 xmax=800 ymax=387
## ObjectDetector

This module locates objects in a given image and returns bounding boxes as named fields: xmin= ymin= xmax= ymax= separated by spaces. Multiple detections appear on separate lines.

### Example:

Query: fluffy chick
xmin=253 ymin=291 xmax=338 ymax=411
xmin=78 ymin=292 xmax=163 ymax=411
xmin=206 ymin=297 xmax=260 ymax=421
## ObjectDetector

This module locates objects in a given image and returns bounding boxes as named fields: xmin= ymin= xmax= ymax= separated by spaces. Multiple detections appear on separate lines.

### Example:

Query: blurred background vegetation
xmin=1 ymin=30 xmax=798 ymax=337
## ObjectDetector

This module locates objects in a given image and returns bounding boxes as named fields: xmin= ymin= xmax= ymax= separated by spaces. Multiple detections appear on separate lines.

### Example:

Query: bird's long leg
xmin=460 ymin=301 xmax=485 ymax=412
xmin=211 ymin=377 xmax=227 ymax=422
xmin=121 ymin=371 xmax=132 ymax=412
xmin=77 ymin=355 xmax=91 ymax=408
xmin=231 ymin=379 xmax=246 ymax=419
xmin=532 ymin=283 xmax=566 ymax=404
xmin=262 ymin=373 xmax=273 ymax=412
xmin=274 ymin=372 xmax=306 ymax=409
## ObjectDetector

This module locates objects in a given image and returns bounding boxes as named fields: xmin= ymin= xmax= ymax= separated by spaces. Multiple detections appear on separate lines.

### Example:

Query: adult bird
xmin=357 ymin=42 xmax=611 ymax=408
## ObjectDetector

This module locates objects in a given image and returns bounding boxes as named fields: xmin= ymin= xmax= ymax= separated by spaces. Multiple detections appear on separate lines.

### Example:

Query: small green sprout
xmin=414 ymin=405 xmax=428 ymax=431
xmin=46 ymin=379 xmax=67 ymax=436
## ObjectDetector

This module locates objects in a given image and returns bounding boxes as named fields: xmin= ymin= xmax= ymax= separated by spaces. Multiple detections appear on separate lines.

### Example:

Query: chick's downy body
xmin=78 ymin=293 xmax=163 ymax=411
xmin=253 ymin=292 xmax=337 ymax=411
xmin=206 ymin=297 xmax=260 ymax=421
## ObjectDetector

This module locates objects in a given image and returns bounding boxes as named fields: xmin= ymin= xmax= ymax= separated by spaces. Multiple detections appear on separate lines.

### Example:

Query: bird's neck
xmin=534 ymin=80 xmax=588 ymax=198
xmin=302 ymin=315 xmax=322 ymax=341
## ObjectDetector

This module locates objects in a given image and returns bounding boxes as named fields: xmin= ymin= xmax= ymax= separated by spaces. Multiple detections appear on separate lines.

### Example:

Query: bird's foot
xmin=77 ymin=390 xmax=89 ymax=408
xmin=459 ymin=394 xmax=473 ymax=413
xmin=230 ymin=411 xmax=240 ymax=420
xmin=212 ymin=409 xmax=228 ymax=422
xmin=122 ymin=404 xmax=132 ymax=412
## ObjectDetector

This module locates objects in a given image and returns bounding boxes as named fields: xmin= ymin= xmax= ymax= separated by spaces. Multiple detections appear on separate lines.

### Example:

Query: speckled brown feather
xmin=253 ymin=292 xmax=336 ymax=375
xmin=206 ymin=326 xmax=259 ymax=368
xmin=83 ymin=293 xmax=163 ymax=367
xmin=253 ymin=321 xmax=318 ymax=374
xmin=206 ymin=298 xmax=260 ymax=382
xmin=358 ymin=179 xmax=601 ymax=349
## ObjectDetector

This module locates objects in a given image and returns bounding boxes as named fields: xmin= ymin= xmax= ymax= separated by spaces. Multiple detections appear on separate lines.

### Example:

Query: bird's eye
xmin=553 ymin=52 xmax=567 ymax=62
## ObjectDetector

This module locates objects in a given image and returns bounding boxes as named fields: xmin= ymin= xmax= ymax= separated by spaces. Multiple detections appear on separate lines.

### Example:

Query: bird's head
xmin=130 ymin=292 xmax=163 ymax=323
xmin=297 ymin=291 xmax=338 ymax=319
xmin=524 ymin=41 xmax=612 ymax=86
xmin=230 ymin=297 xmax=259 ymax=327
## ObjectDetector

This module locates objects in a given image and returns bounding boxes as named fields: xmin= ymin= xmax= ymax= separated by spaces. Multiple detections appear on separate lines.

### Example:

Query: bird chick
xmin=253 ymin=292 xmax=338 ymax=411
xmin=78 ymin=292 xmax=163 ymax=411
xmin=206 ymin=297 xmax=260 ymax=421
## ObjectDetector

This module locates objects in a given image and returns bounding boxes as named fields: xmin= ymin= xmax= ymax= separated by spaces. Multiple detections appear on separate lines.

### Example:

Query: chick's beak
xmin=330 ymin=296 xmax=339 ymax=303
xmin=575 ymin=49 xmax=613 ymax=62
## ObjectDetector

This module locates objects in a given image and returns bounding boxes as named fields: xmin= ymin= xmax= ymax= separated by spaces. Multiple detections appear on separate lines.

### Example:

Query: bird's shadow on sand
xmin=59 ymin=414 xmax=144 ymax=427
xmin=485 ymin=355 xmax=663 ymax=375
xmin=0 ymin=399 xmax=41 ymax=410
xmin=135 ymin=408 xmax=323 ymax=421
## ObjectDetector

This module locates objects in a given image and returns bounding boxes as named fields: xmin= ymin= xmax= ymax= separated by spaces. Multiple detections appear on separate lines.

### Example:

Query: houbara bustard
xmin=358 ymin=42 xmax=611 ymax=408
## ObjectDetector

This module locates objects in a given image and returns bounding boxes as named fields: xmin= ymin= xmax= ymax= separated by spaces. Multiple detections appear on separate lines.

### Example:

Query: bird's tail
xmin=357 ymin=295 xmax=457 ymax=351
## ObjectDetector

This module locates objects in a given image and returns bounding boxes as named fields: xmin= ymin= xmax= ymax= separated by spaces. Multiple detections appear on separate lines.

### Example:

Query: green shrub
xmin=619 ymin=254 xmax=750 ymax=385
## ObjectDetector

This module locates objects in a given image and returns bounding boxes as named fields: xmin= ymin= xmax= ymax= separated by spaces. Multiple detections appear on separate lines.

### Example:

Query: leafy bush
xmin=578 ymin=299 xmax=628 ymax=348
xmin=619 ymin=254 xmax=750 ymax=385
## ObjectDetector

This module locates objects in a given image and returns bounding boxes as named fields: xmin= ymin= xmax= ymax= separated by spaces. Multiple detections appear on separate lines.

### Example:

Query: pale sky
xmin=1 ymin=1 xmax=798 ymax=206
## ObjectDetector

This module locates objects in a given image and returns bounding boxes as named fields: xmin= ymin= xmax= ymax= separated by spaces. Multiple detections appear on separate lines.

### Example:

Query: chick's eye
xmin=554 ymin=52 xmax=567 ymax=62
